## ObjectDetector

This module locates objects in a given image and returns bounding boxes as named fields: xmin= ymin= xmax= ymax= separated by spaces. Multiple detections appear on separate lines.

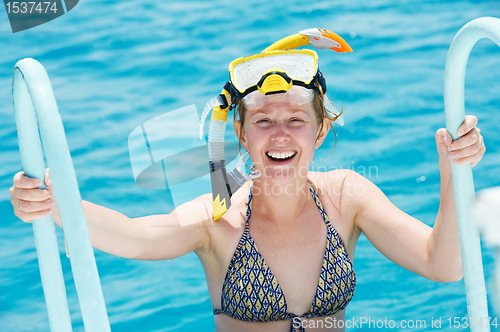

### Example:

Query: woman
xmin=9 ymin=30 xmax=485 ymax=332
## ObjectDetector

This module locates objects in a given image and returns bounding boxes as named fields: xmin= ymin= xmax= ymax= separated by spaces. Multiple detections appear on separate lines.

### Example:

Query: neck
xmin=250 ymin=177 xmax=311 ymax=224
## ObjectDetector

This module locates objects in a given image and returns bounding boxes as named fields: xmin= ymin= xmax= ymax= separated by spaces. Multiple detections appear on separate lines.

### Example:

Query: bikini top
xmin=213 ymin=183 xmax=356 ymax=332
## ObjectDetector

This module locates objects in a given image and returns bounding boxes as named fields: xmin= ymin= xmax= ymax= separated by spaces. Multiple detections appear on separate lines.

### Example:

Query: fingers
xmin=448 ymin=128 xmax=481 ymax=152
xmin=10 ymin=168 xmax=54 ymax=223
xmin=447 ymin=124 xmax=485 ymax=167
xmin=471 ymin=144 xmax=486 ymax=168
xmin=435 ymin=128 xmax=453 ymax=145
xmin=12 ymin=193 xmax=54 ymax=222
xmin=17 ymin=199 xmax=54 ymax=214
xmin=14 ymin=201 xmax=53 ymax=223
xmin=436 ymin=116 xmax=485 ymax=168
xmin=448 ymin=134 xmax=484 ymax=161
xmin=452 ymin=144 xmax=486 ymax=166
xmin=11 ymin=185 xmax=52 ymax=202
xmin=435 ymin=128 xmax=454 ymax=159
xmin=13 ymin=171 xmax=43 ymax=189
xmin=45 ymin=168 xmax=52 ymax=188
xmin=456 ymin=115 xmax=478 ymax=137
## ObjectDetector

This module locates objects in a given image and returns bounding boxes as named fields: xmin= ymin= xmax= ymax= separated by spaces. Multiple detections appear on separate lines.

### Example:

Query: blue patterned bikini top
xmin=213 ymin=183 xmax=356 ymax=332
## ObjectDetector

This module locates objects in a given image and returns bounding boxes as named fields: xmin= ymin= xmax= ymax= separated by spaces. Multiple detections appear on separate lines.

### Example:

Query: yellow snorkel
xmin=202 ymin=28 xmax=352 ymax=220
xmin=208 ymin=84 xmax=233 ymax=220
xmin=263 ymin=28 xmax=353 ymax=53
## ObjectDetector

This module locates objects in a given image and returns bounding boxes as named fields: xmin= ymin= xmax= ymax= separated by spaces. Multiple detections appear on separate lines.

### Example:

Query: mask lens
xmin=230 ymin=51 xmax=318 ymax=94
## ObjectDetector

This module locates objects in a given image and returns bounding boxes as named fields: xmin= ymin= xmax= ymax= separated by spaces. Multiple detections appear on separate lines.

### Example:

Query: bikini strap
xmin=307 ymin=182 xmax=332 ymax=228
xmin=290 ymin=314 xmax=306 ymax=332
xmin=224 ymin=187 xmax=253 ymax=269
xmin=308 ymin=182 xmax=353 ymax=257
xmin=245 ymin=186 xmax=253 ymax=231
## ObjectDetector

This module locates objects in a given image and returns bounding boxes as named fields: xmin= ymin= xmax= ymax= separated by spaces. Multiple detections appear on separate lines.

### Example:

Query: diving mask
xmin=229 ymin=49 xmax=325 ymax=101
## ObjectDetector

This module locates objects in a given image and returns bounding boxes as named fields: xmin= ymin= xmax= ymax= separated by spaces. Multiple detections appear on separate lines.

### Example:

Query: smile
xmin=266 ymin=151 xmax=297 ymax=162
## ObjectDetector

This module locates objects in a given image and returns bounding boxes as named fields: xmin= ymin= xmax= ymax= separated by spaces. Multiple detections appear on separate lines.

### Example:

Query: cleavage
xmin=248 ymin=204 xmax=328 ymax=314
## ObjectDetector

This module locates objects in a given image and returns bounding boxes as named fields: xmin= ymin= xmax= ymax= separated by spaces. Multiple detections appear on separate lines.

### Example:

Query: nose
xmin=271 ymin=121 xmax=290 ymax=143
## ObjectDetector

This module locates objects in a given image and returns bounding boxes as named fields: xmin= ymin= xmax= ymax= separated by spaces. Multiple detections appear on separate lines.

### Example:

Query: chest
xmin=244 ymin=203 xmax=329 ymax=314
xmin=206 ymin=178 xmax=357 ymax=315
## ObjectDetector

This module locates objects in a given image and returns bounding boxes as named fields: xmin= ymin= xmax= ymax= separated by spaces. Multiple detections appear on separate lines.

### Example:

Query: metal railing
xmin=13 ymin=58 xmax=110 ymax=332
xmin=444 ymin=16 xmax=500 ymax=332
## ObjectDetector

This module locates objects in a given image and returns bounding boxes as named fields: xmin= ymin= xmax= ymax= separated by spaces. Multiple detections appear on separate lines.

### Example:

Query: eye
xmin=288 ymin=118 xmax=305 ymax=125
xmin=256 ymin=119 xmax=272 ymax=124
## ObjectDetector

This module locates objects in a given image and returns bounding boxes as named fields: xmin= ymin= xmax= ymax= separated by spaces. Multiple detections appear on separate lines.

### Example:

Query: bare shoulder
xmin=312 ymin=169 xmax=401 ymax=233
xmin=175 ymin=191 xmax=242 ymax=233
xmin=195 ymin=182 xmax=250 ymax=255
xmin=308 ymin=169 xmax=372 ymax=219
xmin=195 ymin=181 xmax=250 ymax=225
xmin=308 ymin=168 xmax=369 ymax=194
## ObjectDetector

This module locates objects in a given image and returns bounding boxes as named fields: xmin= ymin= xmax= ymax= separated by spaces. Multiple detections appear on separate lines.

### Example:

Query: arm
xmin=76 ymin=197 xmax=213 ymax=260
xmin=427 ymin=115 xmax=484 ymax=280
xmin=11 ymin=169 xmax=213 ymax=261
xmin=349 ymin=116 xmax=484 ymax=282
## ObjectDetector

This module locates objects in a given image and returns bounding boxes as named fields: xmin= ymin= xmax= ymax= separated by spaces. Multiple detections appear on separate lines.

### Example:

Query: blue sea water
xmin=1 ymin=0 xmax=500 ymax=331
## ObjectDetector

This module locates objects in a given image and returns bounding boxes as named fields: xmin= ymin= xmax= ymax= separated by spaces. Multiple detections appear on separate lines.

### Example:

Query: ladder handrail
xmin=444 ymin=16 xmax=500 ymax=332
xmin=13 ymin=58 xmax=111 ymax=332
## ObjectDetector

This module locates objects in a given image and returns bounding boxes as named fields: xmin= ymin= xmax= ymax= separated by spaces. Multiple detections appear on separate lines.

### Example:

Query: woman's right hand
xmin=9 ymin=168 xmax=213 ymax=260
xmin=9 ymin=169 xmax=59 ymax=223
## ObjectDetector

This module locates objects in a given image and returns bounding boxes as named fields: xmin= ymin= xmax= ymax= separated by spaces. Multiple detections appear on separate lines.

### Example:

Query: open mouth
xmin=266 ymin=151 xmax=297 ymax=162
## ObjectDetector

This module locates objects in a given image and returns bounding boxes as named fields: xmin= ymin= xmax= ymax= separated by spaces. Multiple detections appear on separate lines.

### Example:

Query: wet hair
xmin=233 ymin=82 xmax=343 ymax=159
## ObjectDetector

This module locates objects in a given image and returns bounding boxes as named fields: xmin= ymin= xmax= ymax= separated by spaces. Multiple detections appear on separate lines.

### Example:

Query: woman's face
xmin=235 ymin=101 xmax=329 ymax=184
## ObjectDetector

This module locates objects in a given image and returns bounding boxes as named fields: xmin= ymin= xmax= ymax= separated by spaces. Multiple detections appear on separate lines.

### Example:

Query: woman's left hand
xmin=435 ymin=115 xmax=485 ymax=168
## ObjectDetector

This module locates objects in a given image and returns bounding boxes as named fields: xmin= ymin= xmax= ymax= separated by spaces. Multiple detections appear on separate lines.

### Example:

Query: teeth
xmin=267 ymin=151 xmax=296 ymax=159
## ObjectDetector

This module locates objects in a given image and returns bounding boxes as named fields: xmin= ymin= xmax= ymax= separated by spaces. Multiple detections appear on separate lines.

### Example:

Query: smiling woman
xmin=7 ymin=26 xmax=489 ymax=332
xmin=2 ymin=1 xmax=500 ymax=331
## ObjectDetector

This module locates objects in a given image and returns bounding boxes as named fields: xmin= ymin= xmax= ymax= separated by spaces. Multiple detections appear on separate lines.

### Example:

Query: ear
xmin=315 ymin=118 xmax=330 ymax=149
xmin=234 ymin=120 xmax=249 ymax=151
